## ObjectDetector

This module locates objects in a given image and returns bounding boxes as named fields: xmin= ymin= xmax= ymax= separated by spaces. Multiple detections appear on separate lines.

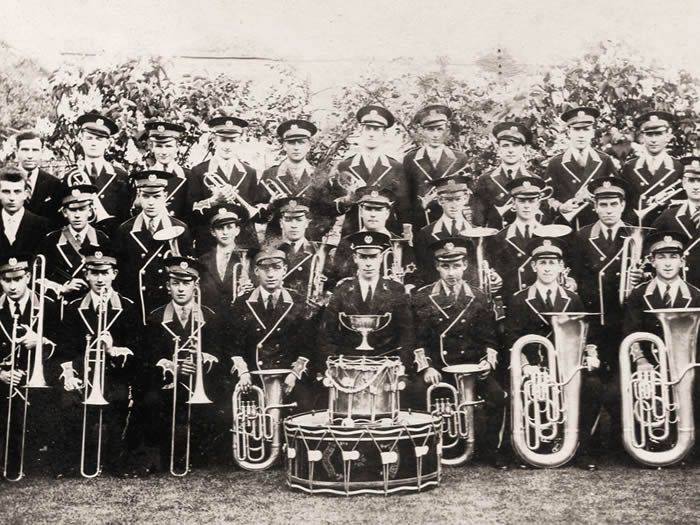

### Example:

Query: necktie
xmin=692 ymin=209 xmax=700 ymax=229
xmin=606 ymin=228 xmax=613 ymax=242
xmin=90 ymin=163 xmax=99 ymax=180
xmin=523 ymin=224 xmax=530 ymax=241
xmin=5 ymin=216 xmax=16 ymax=245
xmin=363 ymin=285 xmax=373 ymax=304
xmin=148 ymin=218 xmax=157 ymax=235
xmin=9 ymin=301 xmax=17 ymax=319
xmin=506 ymin=169 xmax=513 ymax=179
xmin=544 ymin=289 xmax=554 ymax=311
xmin=266 ymin=294 xmax=274 ymax=313
xmin=450 ymin=219 xmax=458 ymax=236
xmin=662 ymin=285 xmax=673 ymax=308
xmin=75 ymin=230 xmax=84 ymax=245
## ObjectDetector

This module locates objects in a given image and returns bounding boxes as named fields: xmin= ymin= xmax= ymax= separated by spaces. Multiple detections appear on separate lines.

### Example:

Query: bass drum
xmin=284 ymin=410 xmax=441 ymax=496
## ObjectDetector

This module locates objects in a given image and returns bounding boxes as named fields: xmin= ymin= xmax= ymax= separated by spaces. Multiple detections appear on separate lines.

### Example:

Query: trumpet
xmin=260 ymin=178 xmax=288 ymax=203
xmin=619 ymin=307 xmax=700 ymax=467
xmin=162 ymin=285 xmax=217 ymax=476
xmin=65 ymin=166 xmax=113 ymax=223
xmin=426 ymin=364 xmax=483 ymax=465
xmin=382 ymin=237 xmax=416 ymax=284
xmin=231 ymin=249 xmax=252 ymax=301
xmin=635 ymin=181 xmax=684 ymax=223
xmin=232 ymin=370 xmax=297 ymax=470
xmin=203 ymin=172 xmax=259 ymax=218
xmin=418 ymin=187 xmax=439 ymax=224
xmin=510 ymin=312 xmax=593 ymax=468
xmin=80 ymin=288 xmax=110 ymax=479
xmin=494 ymin=186 xmax=554 ymax=217
xmin=559 ymin=187 xmax=591 ymax=223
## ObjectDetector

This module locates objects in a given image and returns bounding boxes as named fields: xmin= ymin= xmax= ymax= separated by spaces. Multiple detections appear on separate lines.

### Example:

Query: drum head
xmin=251 ymin=369 xmax=292 ymax=376
xmin=442 ymin=364 xmax=482 ymax=374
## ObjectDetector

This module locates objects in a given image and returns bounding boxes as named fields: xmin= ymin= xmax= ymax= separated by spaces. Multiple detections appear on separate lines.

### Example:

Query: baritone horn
xmin=618 ymin=307 xmax=700 ymax=467
xmin=426 ymin=364 xmax=483 ymax=466
xmin=510 ymin=312 xmax=594 ymax=468
xmin=232 ymin=370 xmax=298 ymax=471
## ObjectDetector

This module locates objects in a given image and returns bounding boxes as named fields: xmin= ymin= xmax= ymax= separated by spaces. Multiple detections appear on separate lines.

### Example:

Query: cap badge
xmin=289 ymin=199 xmax=297 ymax=208
xmin=523 ymin=181 xmax=531 ymax=188
xmin=543 ymin=240 xmax=552 ymax=247
xmin=445 ymin=242 xmax=455 ymax=250
xmin=447 ymin=179 xmax=456 ymax=186
xmin=290 ymin=124 xmax=299 ymax=131
xmin=8 ymin=258 xmax=17 ymax=266
xmin=364 ymin=235 xmax=373 ymax=243
xmin=147 ymin=174 xmax=157 ymax=182
xmin=96 ymin=118 xmax=104 ymax=126
xmin=510 ymin=126 xmax=518 ymax=132
xmin=180 ymin=261 xmax=189 ymax=270
xmin=71 ymin=189 xmax=81 ymax=197
xmin=577 ymin=111 xmax=585 ymax=118
xmin=650 ymin=115 xmax=659 ymax=122
xmin=157 ymin=125 xmax=165 ymax=132
xmin=225 ymin=120 xmax=233 ymax=128
xmin=370 ymin=190 xmax=379 ymax=197
xmin=369 ymin=110 xmax=378 ymax=117
xmin=692 ymin=161 xmax=700 ymax=169
xmin=94 ymin=251 xmax=103 ymax=259
xmin=603 ymin=181 xmax=611 ymax=188
xmin=664 ymin=235 xmax=672 ymax=243
xmin=218 ymin=207 xmax=227 ymax=215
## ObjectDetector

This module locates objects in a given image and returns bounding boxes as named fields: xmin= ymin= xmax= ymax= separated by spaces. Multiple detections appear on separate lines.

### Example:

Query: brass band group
xmin=1 ymin=101 xmax=700 ymax=494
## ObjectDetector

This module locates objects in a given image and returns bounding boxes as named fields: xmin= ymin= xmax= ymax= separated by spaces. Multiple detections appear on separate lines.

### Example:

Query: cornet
xmin=202 ymin=172 xmax=259 ymax=218
xmin=260 ymin=178 xmax=288 ymax=203
xmin=65 ymin=166 xmax=113 ymax=223
xmin=494 ymin=185 xmax=554 ymax=217
xmin=619 ymin=307 xmax=700 ymax=467
xmin=231 ymin=249 xmax=252 ymax=301
xmin=618 ymin=226 xmax=649 ymax=306
xmin=635 ymin=180 xmax=684 ymax=224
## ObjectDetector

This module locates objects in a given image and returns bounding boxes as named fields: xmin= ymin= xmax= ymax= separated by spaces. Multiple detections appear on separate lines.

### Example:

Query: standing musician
xmin=414 ymin=175 xmax=476 ymax=286
xmin=328 ymin=187 xmax=416 ymax=291
xmin=230 ymin=247 xmax=315 ymax=412
xmin=403 ymin=105 xmax=470 ymax=231
xmin=187 ymin=116 xmax=264 ymax=254
xmin=0 ymin=167 xmax=50 ymax=257
xmin=472 ymin=121 xmax=539 ymax=230
xmin=144 ymin=121 xmax=190 ymax=221
xmin=546 ymin=106 xmax=618 ymax=230
xmin=620 ymin=111 xmax=683 ymax=226
xmin=411 ymin=238 xmax=508 ymax=467
xmin=143 ymin=256 xmax=225 ymax=472
xmin=56 ymin=247 xmax=140 ymax=477
xmin=72 ymin=112 xmax=131 ymax=236
xmin=198 ymin=204 xmax=252 ymax=311
xmin=331 ymin=105 xmax=411 ymax=239
xmin=504 ymin=236 xmax=602 ymax=470
xmin=39 ymin=184 xmax=110 ymax=314
xmin=319 ymin=231 xmax=415 ymax=369
xmin=14 ymin=130 xmax=64 ymax=229
xmin=0 ymin=254 xmax=59 ymax=478
xmin=114 ymin=170 xmax=194 ymax=324
xmin=652 ymin=157 xmax=700 ymax=288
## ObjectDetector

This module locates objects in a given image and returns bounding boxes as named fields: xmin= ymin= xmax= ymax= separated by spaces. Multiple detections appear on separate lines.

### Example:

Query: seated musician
xmin=319 ymin=231 xmax=415 ymax=370
xmin=39 ymin=184 xmax=110 ymax=313
xmin=198 ymin=203 xmax=252 ymax=311
xmin=143 ymin=256 xmax=225 ymax=472
xmin=56 ymin=246 xmax=140 ymax=477
xmin=504 ymin=236 xmax=602 ymax=471
xmin=0 ymin=253 xmax=59 ymax=477
xmin=229 ymin=247 xmax=315 ymax=412
xmin=411 ymin=238 xmax=508 ymax=468
xmin=328 ymin=187 xmax=416 ymax=291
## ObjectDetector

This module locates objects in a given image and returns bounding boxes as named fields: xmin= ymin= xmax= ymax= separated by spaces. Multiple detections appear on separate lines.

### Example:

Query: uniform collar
xmin=636 ymin=150 xmax=674 ymax=171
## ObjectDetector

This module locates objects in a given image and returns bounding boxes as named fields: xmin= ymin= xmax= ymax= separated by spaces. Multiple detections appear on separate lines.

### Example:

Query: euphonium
xmin=203 ymin=172 xmax=259 ymax=218
xmin=81 ymin=288 xmax=109 ymax=479
xmin=619 ymin=307 xmax=700 ymax=467
xmin=510 ymin=312 xmax=592 ymax=468
xmin=426 ymin=364 xmax=482 ymax=466
xmin=618 ymin=226 xmax=646 ymax=306
xmin=232 ymin=369 xmax=297 ymax=471
xmin=231 ymin=249 xmax=251 ymax=301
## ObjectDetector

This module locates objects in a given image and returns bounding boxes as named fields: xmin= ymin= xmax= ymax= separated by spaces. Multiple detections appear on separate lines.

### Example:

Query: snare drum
xmin=284 ymin=410 xmax=441 ymax=496
xmin=323 ymin=356 xmax=405 ymax=422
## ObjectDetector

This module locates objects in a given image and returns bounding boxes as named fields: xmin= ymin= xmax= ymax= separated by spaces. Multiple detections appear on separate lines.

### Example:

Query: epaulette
xmin=202 ymin=304 xmax=216 ymax=315
xmin=120 ymin=295 xmax=134 ymax=305
xmin=416 ymin=283 xmax=434 ymax=293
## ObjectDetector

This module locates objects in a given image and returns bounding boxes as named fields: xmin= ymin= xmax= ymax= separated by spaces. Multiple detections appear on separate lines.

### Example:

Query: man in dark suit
xmin=39 ymin=184 xmax=110 ymax=317
xmin=113 ymin=170 xmax=193 ymax=324
xmin=545 ymin=106 xmax=618 ymax=229
xmin=403 ymin=105 xmax=470 ymax=231
xmin=411 ymin=238 xmax=507 ymax=467
xmin=319 ymin=231 xmax=415 ymax=369
xmin=652 ymin=157 xmax=700 ymax=288
xmin=70 ymin=112 xmax=131 ymax=236
xmin=472 ymin=121 xmax=540 ymax=229
xmin=330 ymin=105 xmax=410 ymax=238
xmin=187 ymin=116 xmax=264 ymax=254
xmin=143 ymin=256 xmax=226 ymax=472
xmin=504 ymin=236 xmax=602 ymax=470
xmin=0 ymin=167 xmax=49 ymax=256
xmin=198 ymin=204 xmax=252 ymax=311
xmin=56 ymin=246 xmax=141 ymax=477
xmin=620 ymin=111 xmax=684 ymax=226
xmin=14 ymin=130 xmax=63 ymax=229
xmin=144 ymin=121 xmax=191 ymax=221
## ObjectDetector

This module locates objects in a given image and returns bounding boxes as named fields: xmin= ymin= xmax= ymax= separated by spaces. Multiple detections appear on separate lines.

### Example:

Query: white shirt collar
xmin=8 ymin=293 xmax=30 ymax=316
xmin=655 ymin=277 xmax=682 ymax=302
xmin=2 ymin=207 xmax=24 ymax=224
xmin=535 ymin=281 xmax=559 ymax=301
xmin=258 ymin=287 xmax=281 ymax=305
xmin=90 ymin=288 xmax=113 ymax=307
xmin=596 ymin=220 xmax=623 ymax=238
xmin=512 ymin=217 xmax=538 ymax=235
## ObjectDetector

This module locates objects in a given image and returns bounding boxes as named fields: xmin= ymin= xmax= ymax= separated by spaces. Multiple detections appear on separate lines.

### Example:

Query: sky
xmin=2 ymin=0 xmax=700 ymax=73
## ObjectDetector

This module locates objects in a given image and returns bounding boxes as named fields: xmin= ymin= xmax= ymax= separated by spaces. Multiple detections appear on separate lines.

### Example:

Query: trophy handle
xmin=376 ymin=312 xmax=392 ymax=332
xmin=338 ymin=312 xmax=353 ymax=332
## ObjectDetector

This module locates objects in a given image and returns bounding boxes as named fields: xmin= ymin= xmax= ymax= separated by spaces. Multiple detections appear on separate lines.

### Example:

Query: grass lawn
xmin=1 ymin=456 xmax=698 ymax=524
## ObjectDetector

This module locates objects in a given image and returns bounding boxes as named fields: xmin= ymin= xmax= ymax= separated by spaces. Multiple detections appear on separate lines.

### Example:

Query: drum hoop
xmin=324 ymin=364 xmax=395 ymax=394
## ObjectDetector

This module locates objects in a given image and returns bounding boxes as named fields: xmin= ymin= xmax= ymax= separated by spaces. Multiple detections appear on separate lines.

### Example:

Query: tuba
xmin=165 ymin=284 xmax=217 ymax=477
xmin=232 ymin=369 xmax=297 ymax=471
xmin=510 ymin=312 xmax=593 ymax=468
xmin=618 ymin=307 xmax=700 ymax=467
xmin=426 ymin=364 xmax=483 ymax=466
xmin=81 ymin=288 xmax=110 ymax=479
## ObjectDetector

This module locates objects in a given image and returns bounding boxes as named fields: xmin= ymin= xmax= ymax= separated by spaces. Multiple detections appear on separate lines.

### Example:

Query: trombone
xmin=80 ymin=288 xmax=110 ymax=479
xmin=203 ymin=172 xmax=259 ymax=218
xmin=163 ymin=285 xmax=217 ymax=477
xmin=3 ymin=315 xmax=24 ymax=481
